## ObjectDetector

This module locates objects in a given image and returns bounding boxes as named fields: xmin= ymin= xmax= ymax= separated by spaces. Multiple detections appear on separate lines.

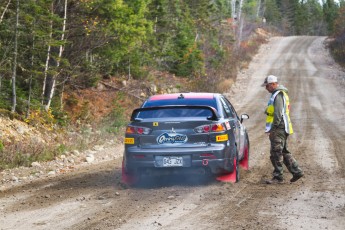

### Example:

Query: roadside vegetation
xmin=0 ymin=0 xmax=344 ymax=170
xmin=327 ymin=2 xmax=345 ymax=67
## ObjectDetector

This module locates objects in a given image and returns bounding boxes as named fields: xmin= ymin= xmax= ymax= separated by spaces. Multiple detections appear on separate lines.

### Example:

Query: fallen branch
xmin=99 ymin=81 xmax=144 ymax=101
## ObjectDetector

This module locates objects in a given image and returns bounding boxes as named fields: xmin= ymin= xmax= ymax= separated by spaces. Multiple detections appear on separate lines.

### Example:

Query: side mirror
xmin=240 ymin=114 xmax=249 ymax=123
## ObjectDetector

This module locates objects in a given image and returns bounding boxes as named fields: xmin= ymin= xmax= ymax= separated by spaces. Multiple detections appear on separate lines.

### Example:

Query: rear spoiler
xmin=130 ymin=105 xmax=220 ymax=121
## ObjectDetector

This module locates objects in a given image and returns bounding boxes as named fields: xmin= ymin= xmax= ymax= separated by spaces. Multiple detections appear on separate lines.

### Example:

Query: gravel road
xmin=1 ymin=36 xmax=344 ymax=230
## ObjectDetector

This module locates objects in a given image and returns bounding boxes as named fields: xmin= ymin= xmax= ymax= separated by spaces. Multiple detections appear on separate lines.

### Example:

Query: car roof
xmin=148 ymin=93 xmax=218 ymax=101
xmin=141 ymin=92 xmax=226 ymax=118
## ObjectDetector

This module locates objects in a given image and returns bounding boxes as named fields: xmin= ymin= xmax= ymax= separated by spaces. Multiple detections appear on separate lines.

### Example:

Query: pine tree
xmin=323 ymin=0 xmax=339 ymax=35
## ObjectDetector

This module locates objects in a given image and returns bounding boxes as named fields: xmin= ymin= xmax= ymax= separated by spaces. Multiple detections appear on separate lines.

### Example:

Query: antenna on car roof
xmin=178 ymin=93 xmax=184 ymax=99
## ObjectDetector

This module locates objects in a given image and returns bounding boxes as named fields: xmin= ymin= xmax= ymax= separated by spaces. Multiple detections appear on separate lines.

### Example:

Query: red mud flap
xmin=239 ymin=146 xmax=249 ymax=170
xmin=121 ymin=160 xmax=137 ymax=185
xmin=216 ymin=158 xmax=237 ymax=183
xmin=217 ymin=146 xmax=250 ymax=183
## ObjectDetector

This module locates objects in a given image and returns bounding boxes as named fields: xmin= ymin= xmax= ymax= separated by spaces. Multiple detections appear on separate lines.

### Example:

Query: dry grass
xmin=0 ymin=126 xmax=118 ymax=170
xmin=217 ymin=78 xmax=235 ymax=93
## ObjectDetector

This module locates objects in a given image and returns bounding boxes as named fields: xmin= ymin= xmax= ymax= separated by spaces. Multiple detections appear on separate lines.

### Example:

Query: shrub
xmin=0 ymin=140 xmax=4 ymax=152
xmin=25 ymin=109 xmax=56 ymax=130
xmin=102 ymin=93 xmax=129 ymax=134
xmin=329 ymin=31 xmax=345 ymax=67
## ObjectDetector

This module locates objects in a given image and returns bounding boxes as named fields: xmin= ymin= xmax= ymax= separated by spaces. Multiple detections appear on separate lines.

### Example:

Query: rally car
xmin=122 ymin=92 xmax=250 ymax=184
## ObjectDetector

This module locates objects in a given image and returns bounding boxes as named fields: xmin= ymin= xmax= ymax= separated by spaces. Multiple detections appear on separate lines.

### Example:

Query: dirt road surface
xmin=1 ymin=36 xmax=344 ymax=230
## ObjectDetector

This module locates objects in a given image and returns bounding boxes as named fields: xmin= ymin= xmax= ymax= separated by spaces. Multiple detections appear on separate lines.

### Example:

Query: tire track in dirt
xmin=206 ymin=36 xmax=317 ymax=230
xmin=192 ymin=36 xmax=345 ymax=230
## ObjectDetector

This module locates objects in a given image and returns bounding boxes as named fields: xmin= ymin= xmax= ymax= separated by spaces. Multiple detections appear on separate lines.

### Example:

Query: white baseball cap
xmin=261 ymin=75 xmax=278 ymax=86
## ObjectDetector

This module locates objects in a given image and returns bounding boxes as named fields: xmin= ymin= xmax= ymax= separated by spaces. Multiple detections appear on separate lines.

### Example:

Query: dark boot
xmin=290 ymin=173 xmax=304 ymax=183
xmin=265 ymin=176 xmax=284 ymax=184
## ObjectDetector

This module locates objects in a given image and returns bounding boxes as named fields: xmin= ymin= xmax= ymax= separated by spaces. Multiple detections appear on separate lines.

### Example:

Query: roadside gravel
xmin=0 ymin=141 xmax=124 ymax=191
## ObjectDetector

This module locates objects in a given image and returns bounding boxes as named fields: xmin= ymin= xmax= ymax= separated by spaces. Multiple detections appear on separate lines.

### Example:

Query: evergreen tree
xmin=263 ymin=0 xmax=282 ymax=29
xmin=323 ymin=0 xmax=339 ymax=34
xmin=305 ymin=0 xmax=327 ymax=35
xmin=67 ymin=0 xmax=152 ymax=80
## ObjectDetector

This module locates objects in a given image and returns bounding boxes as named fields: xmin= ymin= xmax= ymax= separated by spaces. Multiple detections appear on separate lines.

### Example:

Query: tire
xmin=235 ymin=150 xmax=240 ymax=182
xmin=245 ymin=133 xmax=250 ymax=162
xmin=215 ymin=149 xmax=239 ymax=183
xmin=239 ymin=134 xmax=250 ymax=170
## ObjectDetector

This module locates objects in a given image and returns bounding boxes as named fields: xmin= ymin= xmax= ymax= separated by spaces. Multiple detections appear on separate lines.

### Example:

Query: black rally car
xmin=122 ymin=92 xmax=249 ymax=184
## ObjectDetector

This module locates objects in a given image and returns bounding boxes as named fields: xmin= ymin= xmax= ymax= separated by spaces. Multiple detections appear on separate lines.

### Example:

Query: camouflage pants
xmin=269 ymin=128 xmax=303 ymax=179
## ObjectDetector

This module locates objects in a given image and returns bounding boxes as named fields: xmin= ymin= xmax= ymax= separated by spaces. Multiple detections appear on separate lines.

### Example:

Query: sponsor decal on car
xmin=216 ymin=134 xmax=228 ymax=142
xmin=225 ymin=121 xmax=231 ymax=130
xmin=156 ymin=133 xmax=188 ymax=145
xmin=124 ymin=138 xmax=135 ymax=144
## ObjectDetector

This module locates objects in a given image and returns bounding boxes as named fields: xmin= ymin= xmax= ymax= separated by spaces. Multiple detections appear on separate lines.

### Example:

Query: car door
xmin=219 ymin=97 xmax=240 ymax=146
xmin=221 ymin=96 xmax=246 ymax=158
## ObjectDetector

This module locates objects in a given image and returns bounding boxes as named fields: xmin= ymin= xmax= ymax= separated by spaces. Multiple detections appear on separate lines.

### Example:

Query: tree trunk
xmin=42 ymin=3 xmax=53 ymax=106
xmin=231 ymin=0 xmax=236 ymax=21
xmin=43 ymin=0 xmax=68 ymax=111
xmin=60 ymin=81 xmax=65 ymax=111
xmin=238 ymin=0 xmax=244 ymax=23
xmin=237 ymin=14 xmax=244 ymax=48
xmin=236 ymin=0 xmax=245 ymax=49
xmin=11 ymin=0 xmax=19 ymax=114
xmin=27 ymin=34 xmax=35 ymax=118
xmin=0 ymin=0 xmax=11 ymax=24
xmin=256 ymin=0 xmax=262 ymax=18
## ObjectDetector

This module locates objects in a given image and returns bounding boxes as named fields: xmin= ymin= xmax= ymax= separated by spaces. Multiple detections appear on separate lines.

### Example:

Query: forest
xmin=0 ymin=0 xmax=344 ymax=118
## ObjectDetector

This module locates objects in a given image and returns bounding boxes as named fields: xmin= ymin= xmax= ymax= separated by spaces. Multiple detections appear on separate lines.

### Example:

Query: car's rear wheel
xmin=216 ymin=148 xmax=239 ymax=183
xmin=235 ymin=150 xmax=240 ymax=182
xmin=240 ymin=134 xmax=250 ymax=170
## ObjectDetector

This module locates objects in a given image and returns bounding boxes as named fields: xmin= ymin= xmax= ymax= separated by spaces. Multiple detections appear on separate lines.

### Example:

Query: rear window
xmin=136 ymin=107 xmax=213 ymax=119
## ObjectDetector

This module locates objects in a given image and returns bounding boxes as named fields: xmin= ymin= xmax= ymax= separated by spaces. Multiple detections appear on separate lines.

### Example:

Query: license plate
xmin=163 ymin=156 xmax=183 ymax=167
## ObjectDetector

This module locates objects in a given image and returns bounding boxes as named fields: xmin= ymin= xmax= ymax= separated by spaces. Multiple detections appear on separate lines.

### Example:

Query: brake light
xmin=126 ymin=126 xmax=136 ymax=134
xmin=211 ymin=124 xmax=225 ymax=132
xmin=194 ymin=123 xmax=225 ymax=133
xmin=126 ymin=125 xmax=152 ymax=135
xmin=203 ymin=125 xmax=210 ymax=133
xmin=137 ymin=127 xmax=144 ymax=134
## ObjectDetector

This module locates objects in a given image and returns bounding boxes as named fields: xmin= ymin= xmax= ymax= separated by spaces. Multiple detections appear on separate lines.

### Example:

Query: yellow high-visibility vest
xmin=265 ymin=90 xmax=293 ymax=134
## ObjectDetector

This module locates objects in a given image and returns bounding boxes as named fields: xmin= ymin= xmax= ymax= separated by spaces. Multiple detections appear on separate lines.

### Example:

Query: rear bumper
xmin=123 ymin=145 xmax=235 ymax=175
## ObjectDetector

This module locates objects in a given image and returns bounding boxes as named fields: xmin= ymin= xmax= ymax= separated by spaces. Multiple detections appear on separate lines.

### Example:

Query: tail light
xmin=194 ymin=123 xmax=225 ymax=133
xmin=126 ymin=125 xmax=152 ymax=135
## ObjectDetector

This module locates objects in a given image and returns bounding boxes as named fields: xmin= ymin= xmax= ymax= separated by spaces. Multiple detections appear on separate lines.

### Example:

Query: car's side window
xmin=219 ymin=97 xmax=234 ymax=118
xmin=223 ymin=97 xmax=240 ymax=120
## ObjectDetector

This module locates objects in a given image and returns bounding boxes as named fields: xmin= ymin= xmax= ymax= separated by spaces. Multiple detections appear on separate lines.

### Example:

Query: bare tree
xmin=236 ymin=0 xmax=245 ymax=49
xmin=257 ymin=0 xmax=262 ymax=18
xmin=41 ymin=2 xmax=53 ymax=107
xmin=43 ymin=0 xmax=68 ymax=111
xmin=231 ymin=0 xmax=236 ymax=21
xmin=0 ymin=0 xmax=11 ymax=24
xmin=11 ymin=0 xmax=19 ymax=113
xmin=27 ymin=16 xmax=36 ymax=118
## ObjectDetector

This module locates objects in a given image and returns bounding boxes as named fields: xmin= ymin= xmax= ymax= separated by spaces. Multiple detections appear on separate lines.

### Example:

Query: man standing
xmin=262 ymin=75 xmax=304 ymax=184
